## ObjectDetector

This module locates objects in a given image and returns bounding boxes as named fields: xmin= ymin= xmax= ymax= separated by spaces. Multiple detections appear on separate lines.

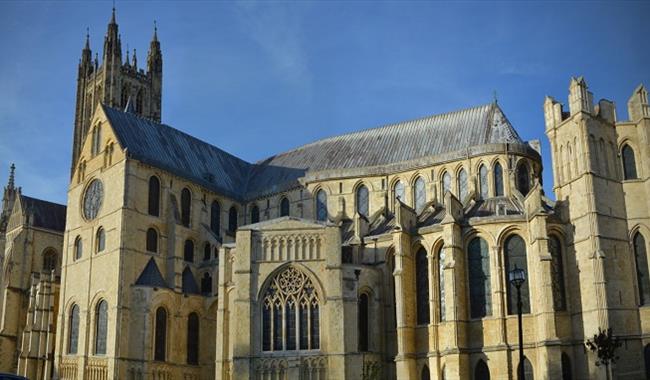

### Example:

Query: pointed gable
xmin=135 ymin=258 xmax=168 ymax=288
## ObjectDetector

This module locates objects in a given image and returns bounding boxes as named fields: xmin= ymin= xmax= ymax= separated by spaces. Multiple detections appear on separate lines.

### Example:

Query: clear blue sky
xmin=1 ymin=1 xmax=648 ymax=204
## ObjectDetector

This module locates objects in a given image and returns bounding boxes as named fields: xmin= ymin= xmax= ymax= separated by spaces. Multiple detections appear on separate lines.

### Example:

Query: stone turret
xmin=628 ymin=84 xmax=649 ymax=121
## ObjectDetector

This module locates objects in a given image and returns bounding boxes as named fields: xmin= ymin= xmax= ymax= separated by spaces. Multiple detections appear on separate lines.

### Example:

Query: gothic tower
xmin=544 ymin=78 xmax=643 ymax=377
xmin=70 ymin=8 xmax=163 ymax=178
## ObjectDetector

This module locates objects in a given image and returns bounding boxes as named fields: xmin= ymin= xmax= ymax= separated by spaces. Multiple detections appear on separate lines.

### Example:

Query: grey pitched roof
xmin=102 ymin=105 xmax=250 ymax=200
xmin=103 ymin=102 xmax=524 ymax=201
xmin=134 ymin=258 xmax=168 ymax=288
xmin=20 ymin=195 xmax=66 ymax=232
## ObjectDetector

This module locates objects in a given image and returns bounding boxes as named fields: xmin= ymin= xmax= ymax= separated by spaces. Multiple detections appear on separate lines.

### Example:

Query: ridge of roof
xmin=19 ymin=195 xmax=67 ymax=232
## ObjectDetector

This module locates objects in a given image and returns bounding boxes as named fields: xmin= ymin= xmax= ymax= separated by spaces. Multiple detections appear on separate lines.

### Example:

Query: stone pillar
xmin=393 ymin=231 xmax=416 ymax=379
xmin=215 ymin=245 xmax=234 ymax=380
xmin=231 ymin=231 xmax=253 ymax=379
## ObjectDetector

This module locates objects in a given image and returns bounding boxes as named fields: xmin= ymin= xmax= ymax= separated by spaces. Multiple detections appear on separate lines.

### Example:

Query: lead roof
xmin=103 ymin=102 xmax=525 ymax=201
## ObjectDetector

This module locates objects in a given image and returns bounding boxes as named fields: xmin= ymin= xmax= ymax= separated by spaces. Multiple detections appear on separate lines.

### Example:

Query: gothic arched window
xmin=644 ymin=344 xmax=650 ymax=380
xmin=358 ymin=293 xmax=369 ymax=351
xmin=148 ymin=176 xmax=160 ymax=216
xmin=442 ymin=171 xmax=452 ymax=198
xmin=96 ymin=227 xmax=105 ymax=253
xmin=187 ymin=312 xmax=199 ymax=365
xmin=262 ymin=266 xmax=320 ymax=351
xmin=280 ymin=197 xmax=290 ymax=217
xmin=622 ymin=144 xmax=638 ymax=180
xmin=316 ymin=190 xmax=328 ymax=222
xmin=458 ymin=169 xmax=468 ymax=200
xmin=421 ymin=365 xmax=430 ymax=380
xmin=518 ymin=356 xmax=534 ymax=380
xmin=634 ymin=232 xmax=650 ymax=305
xmin=91 ymin=125 xmax=102 ymax=157
xmin=203 ymin=242 xmax=211 ymax=261
xmin=228 ymin=206 xmax=238 ymax=232
xmin=251 ymin=204 xmax=260 ymax=224
xmin=184 ymin=239 xmax=194 ymax=262
xmin=474 ymin=359 xmax=490 ymax=380
xmin=146 ymin=228 xmax=158 ymax=253
xmin=561 ymin=353 xmax=572 ymax=380
xmin=516 ymin=162 xmax=530 ymax=196
xmin=479 ymin=165 xmax=489 ymax=199
xmin=154 ymin=307 xmax=167 ymax=361
xmin=68 ymin=304 xmax=80 ymax=354
xmin=549 ymin=236 xmax=567 ymax=311
xmin=201 ymin=273 xmax=212 ymax=295
xmin=438 ymin=246 xmax=446 ymax=322
xmin=505 ymin=235 xmax=530 ymax=314
xmin=393 ymin=180 xmax=405 ymax=205
xmin=43 ymin=249 xmax=57 ymax=272
xmin=468 ymin=237 xmax=492 ymax=318
xmin=414 ymin=177 xmax=426 ymax=213
xmin=210 ymin=201 xmax=220 ymax=234
xmin=356 ymin=185 xmax=369 ymax=217
xmin=95 ymin=300 xmax=108 ymax=355
xmin=74 ymin=236 xmax=83 ymax=260
xmin=181 ymin=188 xmax=191 ymax=227
xmin=415 ymin=247 xmax=430 ymax=324
xmin=494 ymin=162 xmax=504 ymax=196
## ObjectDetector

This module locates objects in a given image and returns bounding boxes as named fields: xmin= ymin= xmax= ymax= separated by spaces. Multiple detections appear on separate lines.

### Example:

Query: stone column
xmin=231 ymin=231 xmax=253 ymax=379
xmin=393 ymin=231 xmax=416 ymax=379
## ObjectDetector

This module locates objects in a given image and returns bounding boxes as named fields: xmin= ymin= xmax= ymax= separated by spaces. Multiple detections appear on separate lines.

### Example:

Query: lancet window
xmin=262 ymin=266 xmax=320 ymax=352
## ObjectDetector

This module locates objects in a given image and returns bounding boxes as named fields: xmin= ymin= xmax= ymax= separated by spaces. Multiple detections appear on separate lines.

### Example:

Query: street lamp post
xmin=509 ymin=265 xmax=527 ymax=380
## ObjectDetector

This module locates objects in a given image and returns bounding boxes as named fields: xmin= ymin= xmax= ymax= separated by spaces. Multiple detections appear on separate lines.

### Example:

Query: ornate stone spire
xmin=7 ymin=163 xmax=15 ymax=190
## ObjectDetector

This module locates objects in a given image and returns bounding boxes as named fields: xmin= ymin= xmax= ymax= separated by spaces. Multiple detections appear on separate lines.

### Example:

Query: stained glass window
xmin=421 ymin=366 xmax=430 ymax=380
xmin=561 ymin=353 xmax=572 ymax=380
xmin=393 ymin=181 xmax=405 ymax=205
xmin=518 ymin=357 xmax=534 ymax=380
xmin=74 ymin=236 xmax=83 ymax=260
xmin=468 ymin=238 xmax=492 ymax=318
xmin=95 ymin=300 xmax=108 ymax=355
xmin=68 ymin=304 xmax=79 ymax=354
xmin=96 ymin=228 xmax=105 ymax=253
xmin=458 ymin=169 xmax=468 ymax=200
xmin=262 ymin=267 xmax=320 ymax=351
xmin=280 ymin=197 xmax=290 ymax=217
xmin=415 ymin=248 xmax=430 ymax=324
xmin=494 ymin=163 xmax=504 ymax=196
xmin=187 ymin=313 xmax=199 ymax=365
xmin=184 ymin=240 xmax=194 ymax=262
xmin=516 ymin=163 xmax=530 ymax=196
xmin=438 ymin=247 xmax=446 ymax=322
xmin=228 ymin=207 xmax=238 ymax=232
xmin=154 ymin=307 xmax=167 ymax=361
xmin=479 ymin=165 xmax=489 ymax=199
xmin=442 ymin=172 xmax=452 ymax=197
xmin=146 ymin=228 xmax=158 ymax=253
xmin=210 ymin=201 xmax=220 ymax=234
xmin=201 ymin=273 xmax=212 ymax=295
xmin=148 ymin=176 xmax=160 ymax=216
xmin=414 ymin=177 xmax=426 ymax=213
xmin=203 ymin=243 xmax=211 ymax=261
xmin=43 ymin=249 xmax=56 ymax=272
xmin=316 ymin=190 xmax=328 ymax=221
xmin=251 ymin=204 xmax=260 ymax=224
xmin=549 ymin=236 xmax=567 ymax=311
xmin=644 ymin=345 xmax=650 ymax=380
xmin=634 ymin=232 xmax=650 ymax=305
xmin=474 ymin=360 xmax=490 ymax=380
xmin=505 ymin=235 xmax=530 ymax=314
xmin=622 ymin=145 xmax=638 ymax=180
xmin=181 ymin=188 xmax=191 ymax=227
xmin=358 ymin=293 xmax=369 ymax=351
xmin=356 ymin=185 xmax=369 ymax=217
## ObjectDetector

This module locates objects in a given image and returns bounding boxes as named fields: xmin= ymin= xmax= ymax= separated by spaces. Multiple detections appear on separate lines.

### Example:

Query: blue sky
xmin=0 ymin=1 xmax=648 ymax=204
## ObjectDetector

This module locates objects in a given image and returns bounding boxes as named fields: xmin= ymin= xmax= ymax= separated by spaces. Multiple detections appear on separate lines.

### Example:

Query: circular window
xmin=82 ymin=179 xmax=104 ymax=220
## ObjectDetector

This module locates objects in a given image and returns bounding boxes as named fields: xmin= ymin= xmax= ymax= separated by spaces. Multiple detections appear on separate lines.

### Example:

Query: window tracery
xmin=262 ymin=267 xmax=320 ymax=352
xmin=316 ymin=190 xmax=327 ymax=221
xmin=414 ymin=177 xmax=426 ymax=213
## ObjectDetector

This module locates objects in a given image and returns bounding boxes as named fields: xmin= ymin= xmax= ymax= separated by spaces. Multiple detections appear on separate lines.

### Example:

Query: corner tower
xmin=70 ymin=8 xmax=163 ymax=178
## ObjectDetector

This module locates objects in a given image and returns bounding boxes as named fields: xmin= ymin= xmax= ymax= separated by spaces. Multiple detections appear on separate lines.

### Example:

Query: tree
xmin=585 ymin=327 xmax=622 ymax=380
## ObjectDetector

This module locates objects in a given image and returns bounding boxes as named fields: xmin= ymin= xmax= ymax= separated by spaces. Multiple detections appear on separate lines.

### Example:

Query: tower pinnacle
xmin=7 ymin=163 xmax=15 ymax=190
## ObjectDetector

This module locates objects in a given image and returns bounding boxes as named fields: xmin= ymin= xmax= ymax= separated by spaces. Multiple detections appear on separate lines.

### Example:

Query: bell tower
xmin=70 ymin=7 xmax=163 ymax=178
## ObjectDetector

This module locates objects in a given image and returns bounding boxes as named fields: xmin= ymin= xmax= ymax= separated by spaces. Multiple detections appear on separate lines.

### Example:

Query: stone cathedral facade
xmin=0 ymin=9 xmax=649 ymax=380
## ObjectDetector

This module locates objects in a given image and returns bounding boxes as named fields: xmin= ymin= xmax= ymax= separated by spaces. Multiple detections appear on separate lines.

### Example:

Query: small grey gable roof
xmin=103 ymin=102 xmax=524 ymax=201
xmin=20 ymin=195 xmax=67 ymax=232
xmin=134 ymin=258 xmax=168 ymax=288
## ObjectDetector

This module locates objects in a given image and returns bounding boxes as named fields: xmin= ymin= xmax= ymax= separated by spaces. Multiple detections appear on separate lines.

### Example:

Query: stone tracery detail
xmin=262 ymin=267 xmax=320 ymax=352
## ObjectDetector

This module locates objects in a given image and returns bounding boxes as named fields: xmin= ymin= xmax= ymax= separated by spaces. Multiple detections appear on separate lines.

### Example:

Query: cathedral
xmin=0 ymin=8 xmax=649 ymax=380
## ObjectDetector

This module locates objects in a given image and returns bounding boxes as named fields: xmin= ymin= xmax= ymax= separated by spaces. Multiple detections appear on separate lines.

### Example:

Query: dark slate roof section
xmin=368 ymin=213 xmax=397 ymax=237
xmin=103 ymin=103 xmax=524 ymax=201
xmin=246 ymin=103 xmax=522 ymax=197
xmin=418 ymin=206 xmax=446 ymax=227
xmin=21 ymin=195 xmax=66 ymax=232
xmin=102 ymin=105 xmax=251 ymax=201
xmin=182 ymin=267 xmax=200 ymax=294
xmin=466 ymin=197 xmax=524 ymax=218
xmin=134 ymin=258 xmax=168 ymax=288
